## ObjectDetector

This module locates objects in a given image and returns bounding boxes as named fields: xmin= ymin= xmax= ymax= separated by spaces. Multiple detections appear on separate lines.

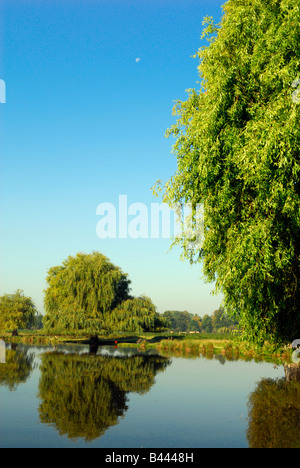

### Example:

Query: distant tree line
xmin=162 ymin=309 xmax=239 ymax=334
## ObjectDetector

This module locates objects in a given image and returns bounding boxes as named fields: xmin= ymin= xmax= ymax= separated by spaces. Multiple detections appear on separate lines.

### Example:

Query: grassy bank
xmin=0 ymin=330 xmax=294 ymax=364
xmin=156 ymin=337 xmax=292 ymax=364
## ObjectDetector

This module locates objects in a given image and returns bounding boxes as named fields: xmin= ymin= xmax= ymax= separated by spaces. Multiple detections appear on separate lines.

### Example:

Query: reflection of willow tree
xmin=247 ymin=377 xmax=300 ymax=448
xmin=38 ymin=352 xmax=171 ymax=441
xmin=0 ymin=346 xmax=35 ymax=391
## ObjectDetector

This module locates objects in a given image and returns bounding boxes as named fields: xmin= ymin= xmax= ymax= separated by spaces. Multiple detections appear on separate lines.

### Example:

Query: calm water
xmin=0 ymin=343 xmax=298 ymax=448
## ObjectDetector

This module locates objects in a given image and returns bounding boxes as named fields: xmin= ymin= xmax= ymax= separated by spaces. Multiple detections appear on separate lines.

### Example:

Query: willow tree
xmin=158 ymin=0 xmax=300 ymax=345
xmin=0 ymin=290 xmax=37 ymax=334
xmin=108 ymin=296 xmax=167 ymax=333
xmin=43 ymin=252 xmax=131 ymax=334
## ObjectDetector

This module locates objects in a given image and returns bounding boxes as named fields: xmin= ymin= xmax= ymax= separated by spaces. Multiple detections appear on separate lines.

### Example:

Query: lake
xmin=0 ymin=343 xmax=299 ymax=448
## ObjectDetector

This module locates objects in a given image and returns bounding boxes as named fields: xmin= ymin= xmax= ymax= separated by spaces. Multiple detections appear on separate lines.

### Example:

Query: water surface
xmin=0 ymin=344 xmax=298 ymax=448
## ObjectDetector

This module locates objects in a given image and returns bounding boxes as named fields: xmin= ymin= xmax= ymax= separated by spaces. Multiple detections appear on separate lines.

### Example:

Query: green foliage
xmin=163 ymin=310 xmax=195 ymax=332
xmin=247 ymin=377 xmax=300 ymax=448
xmin=163 ymin=308 xmax=239 ymax=333
xmin=158 ymin=0 xmax=300 ymax=345
xmin=190 ymin=317 xmax=201 ymax=332
xmin=0 ymin=347 xmax=35 ymax=391
xmin=201 ymin=315 xmax=213 ymax=333
xmin=107 ymin=296 xmax=167 ymax=333
xmin=43 ymin=252 xmax=131 ymax=333
xmin=211 ymin=308 xmax=239 ymax=331
xmin=0 ymin=290 xmax=38 ymax=332
xmin=38 ymin=351 xmax=171 ymax=441
xmin=43 ymin=252 xmax=165 ymax=334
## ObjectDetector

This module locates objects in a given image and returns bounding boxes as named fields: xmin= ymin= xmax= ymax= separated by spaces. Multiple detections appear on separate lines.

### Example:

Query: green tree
xmin=156 ymin=0 xmax=300 ymax=345
xmin=162 ymin=310 xmax=193 ymax=332
xmin=211 ymin=308 xmax=239 ymax=331
xmin=0 ymin=290 xmax=38 ymax=334
xmin=163 ymin=311 xmax=177 ymax=330
xmin=201 ymin=314 xmax=213 ymax=333
xmin=43 ymin=252 xmax=165 ymax=334
xmin=43 ymin=252 xmax=131 ymax=334
xmin=190 ymin=315 xmax=201 ymax=332
xmin=107 ymin=296 xmax=167 ymax=333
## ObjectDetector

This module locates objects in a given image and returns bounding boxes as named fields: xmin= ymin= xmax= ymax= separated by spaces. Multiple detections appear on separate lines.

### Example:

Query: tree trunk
xmin=89 ymin=335 xmax=100 ymax=354
xmin=284 ymin=363 xmax=300 ymax=382
xmin=12 ymin=329 xmax=18 ymax=337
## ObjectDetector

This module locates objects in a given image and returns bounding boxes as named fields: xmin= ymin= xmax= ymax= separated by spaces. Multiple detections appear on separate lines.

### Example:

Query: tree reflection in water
xmin=0 ymin=345 xmax=35 ymax=391
xmin=247 ymin=375 xmax=300 ymax=448
xmin=3 ymin=345 xmax=299 ymax=448
xmin=38 ymin=348 xmax=171 ymax=441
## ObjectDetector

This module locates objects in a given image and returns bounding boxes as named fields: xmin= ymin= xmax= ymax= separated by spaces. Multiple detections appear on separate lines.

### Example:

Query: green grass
xmin=156 ymin=337 xmax=292 ymax=364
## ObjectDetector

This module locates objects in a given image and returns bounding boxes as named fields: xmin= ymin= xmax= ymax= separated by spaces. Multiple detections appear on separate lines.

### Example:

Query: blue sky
xmin=0 ymin=0 xmax=225 ymax=316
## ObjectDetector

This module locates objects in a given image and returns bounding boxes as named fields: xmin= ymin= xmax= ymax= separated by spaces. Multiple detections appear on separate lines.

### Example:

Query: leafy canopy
xmin=108 ymin=296 xmax=167 ymax=333
xmin=43 ymin=252 xmax=131 ymax=333
xmin=0 ymin=290 xmax=38 ymax=332
xmin=43 ymin=252 xmax=166 ymax=334
xmin=158 ymin=0 xmax=300 ymax=345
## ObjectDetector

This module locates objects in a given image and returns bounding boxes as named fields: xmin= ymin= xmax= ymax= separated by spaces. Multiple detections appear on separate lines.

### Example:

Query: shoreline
xmin=0 ymin=331 xmax=294 ymax=365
